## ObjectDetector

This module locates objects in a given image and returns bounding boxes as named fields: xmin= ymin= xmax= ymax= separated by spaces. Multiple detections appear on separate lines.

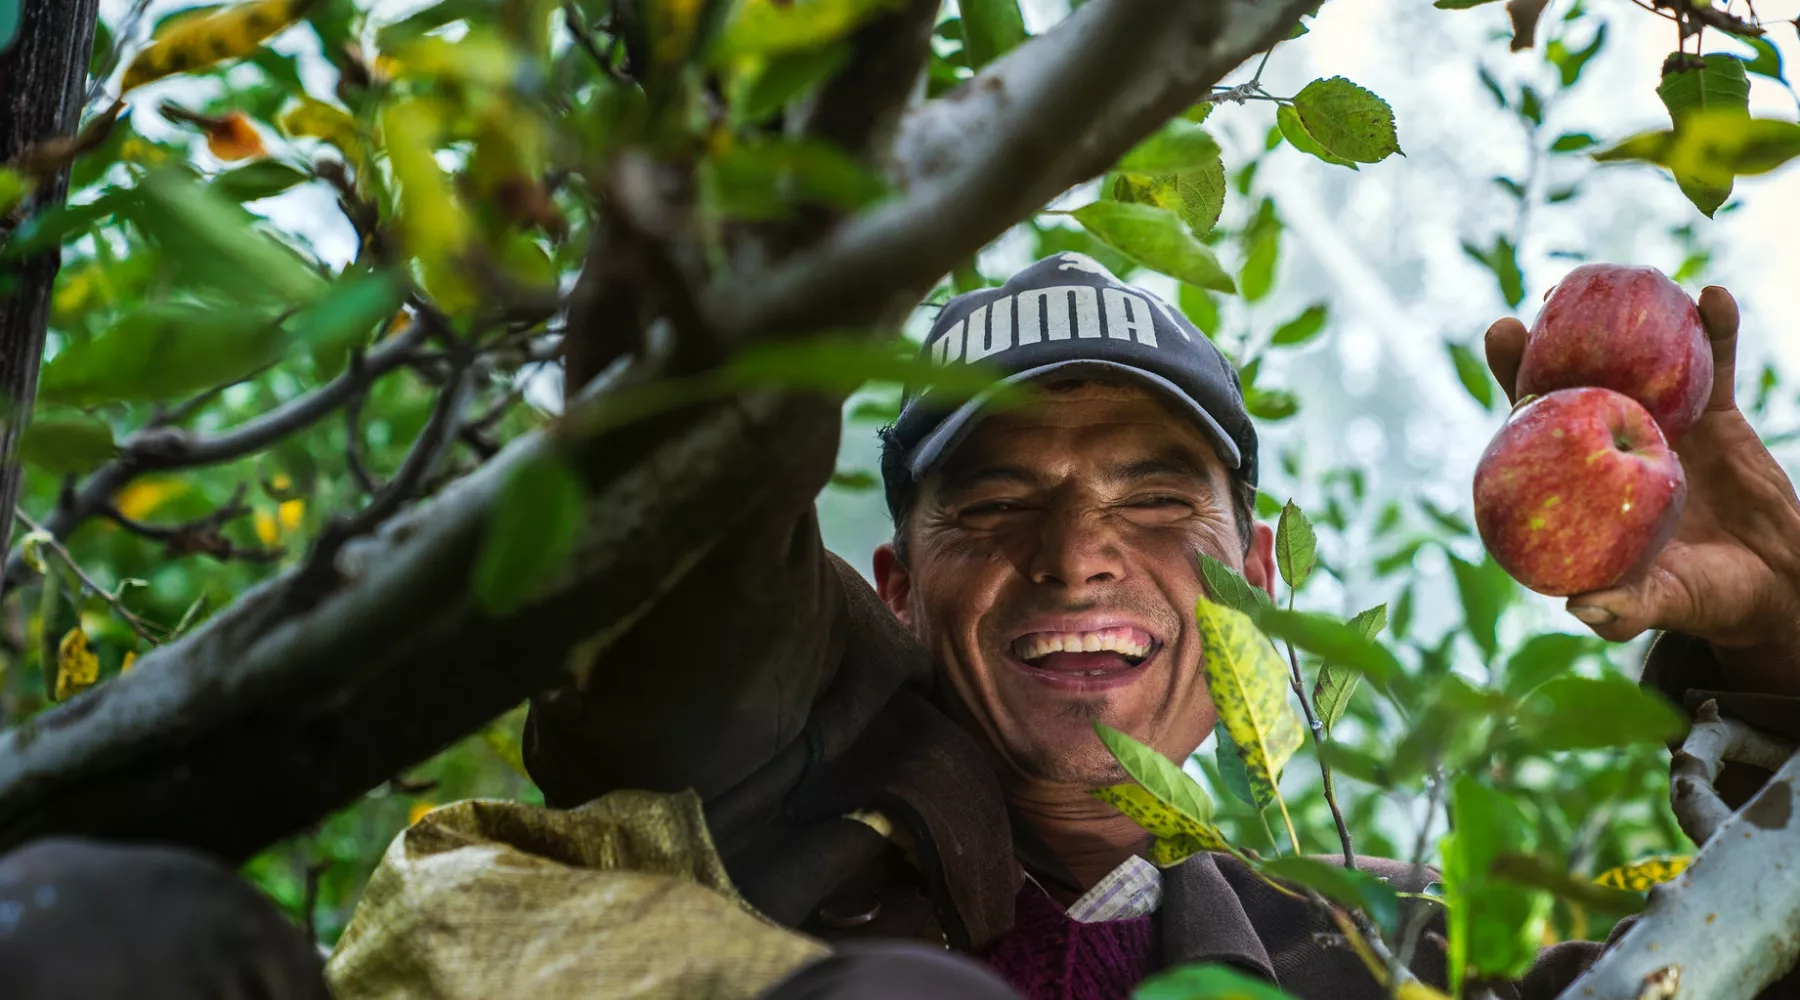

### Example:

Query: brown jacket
xmin=521 ymin=418 xmax=1800 ymax=999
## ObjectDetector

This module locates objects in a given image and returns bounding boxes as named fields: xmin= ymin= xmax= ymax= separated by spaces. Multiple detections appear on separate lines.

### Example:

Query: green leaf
xmin=1212 ymin=724 xmax=1271 ymax=810
xmin=1090 ymin=783 xmax=1228 ymax=865
xmin=1736 ymin=35 xmax=1784 ymax=82
xmin=1291 ymin=77 xmax=1402 ymax=164
xmin=1313 ymin=604 xmax=1386 ymax=734
xmin=1596 ymin=114 xmax=1800 ymax=180
xmin=1238 ymin=228 xmax=1279 ymax=303
xmin=1550 ymin=23 xmax=1606 ymax=87
xmin=714 ymin=0 xmax=892 ymax=62
xmin=1275 ymin=105 xmax=1357 ymax=169
xmin=1448 ymin=341 xmax=1496 ymax=409
xmin=2 ymin=192 xmax=122 ymax=259
xmin=1449 ymin=553 xmax=1515 ymax=661
xmin=1135 ymin=963 xmax=1301 ymax=1000
xmin=1462 ymin=237 xmax=1524 ymax=308
xmin=1260 ymin=856 xmax=1400 ymax=932
xmin=471 ymin=454 xmax=586 ymax=616
xmin=729 ymin=44 xmax=850 ymax=125
xmin=1112 ymin=167 xmax=1226 ymax=239
xmin=1178 ymin=283 xmax=1221 ymax=338
xmin=1119 ymin=121 xmax=1223 ymax=175
xmin=1319 ymin=740 xmax=1389 ymax=786
xmin=703 ymin=138 xmax=888 ymax=220
xmin=1244 ymin=387 xmax=1298 ymax=421
xmin=1253 ymin=606 xmax=1403 ymax=696
xmin=1270 ymin=304 xmax=1328 ymax=346
xmin=211 ymin=161 xmax=311 ymax=202
xmin=1275 ymin=500 xmax=1317 ymax=590
xmin=1196 ymin=597 xmax=1305 ymax=809
xmin=39 ymin=303 xmax=283 ymax=406
xmin=18 ymin=413 xmax=117 ymax=474
xmin=1490 ymin=853 xmax=1644 ymax=915
xmin=1518 ymin=675 xmax=1686 ymax=750
xmin=1659 ymin=53 xmax=1751 ymax=125
xmin=286 ymin=270 xmax=405 ymax=367
xmin=1198 ymin=552 xmax=1274 ymax=617
xmin=1094 ymin=722 xmax=1215 ymax=825
xmin=1444 ymin=778 xmax=1546 ymax=985
xmin=1655 ymin=55 xmax=1752 ymax=216
xmin=1073 ymin=202 xmax=1236 ymax=293
xmin=1501 ymin=632 xmax=1594 ymax=696
xmin=1549 ymin=132 xmax=1597 ymax=153
xmin=959 ymin=0 xmax=1027 ymax=69
xmin=130 ymin=169 xmax=325 ymax=305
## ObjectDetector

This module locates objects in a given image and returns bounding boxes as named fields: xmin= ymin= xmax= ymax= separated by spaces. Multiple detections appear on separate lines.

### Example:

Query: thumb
xmin=1565 ymin=567 xmax=1691 ymax=643
xmin=1697 ymin=285 xmax=1740 ymax=412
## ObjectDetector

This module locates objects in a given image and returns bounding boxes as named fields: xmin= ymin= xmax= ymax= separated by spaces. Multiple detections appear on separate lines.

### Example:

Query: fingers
xmin=1698 ymin=285 xmax=1740 ymax=411
xmin=1484 ymin=317 xmax=1528 ymax=407
xmin=1566 ymin=565 xmax=1694 ymax=644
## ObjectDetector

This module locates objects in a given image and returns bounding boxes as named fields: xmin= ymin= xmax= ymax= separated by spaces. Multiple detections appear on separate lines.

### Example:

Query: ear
xmin=873 ymin=543 xmax=914 ymax=626
xmin=1241 ymin=522 xmax=1278 ymax=600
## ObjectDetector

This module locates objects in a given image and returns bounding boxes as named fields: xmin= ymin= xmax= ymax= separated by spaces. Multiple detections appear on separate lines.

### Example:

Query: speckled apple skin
xmin=1473 ymin=387 xmax=1686 ymax=597
xmin=1517 ymin=263 xmax=1711 ymax=442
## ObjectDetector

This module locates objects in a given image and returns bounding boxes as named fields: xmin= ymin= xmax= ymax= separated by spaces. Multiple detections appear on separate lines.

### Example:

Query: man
xmin=5 ymin=254 xmax=1799 ymax=1000
xmin=516 ymin=253 xmax=1800 ymax=998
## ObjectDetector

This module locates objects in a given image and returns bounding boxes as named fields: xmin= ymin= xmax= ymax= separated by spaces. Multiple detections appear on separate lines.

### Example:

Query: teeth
xmin=1013 ymin=627 xmax=1154 ymax=662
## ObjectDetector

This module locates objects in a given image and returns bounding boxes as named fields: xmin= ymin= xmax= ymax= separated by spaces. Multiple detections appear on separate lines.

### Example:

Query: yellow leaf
xmin=1594 ymin=855 xmax=1690 ymax=891
xmin=254 ymin=508 xmax=279 ymax=546
xmin=1088 ymin=783 xmax=1226 ymax=866
xmin=204 ymin=112 xmax=268 ymax=161
xmin=120 ymin=651 xmax=138 ymax=674
xmin=407 ymin=800 xmax=438 ymax=826
xmin=122 ymin=0 xmax=307 ymax=92
xmin=651 ymin=0 xmax=707 ymax=72
xmin=0 ymin=167 xmax=28 ymax=216
xmin=482 ymin=725 xmax=529 ymax=778
xmin=380 ymin=99 xmax=474 ymax=312
xmin=1196 ymin=596 xmax=1305 ymax=806
xmin=278 ymin=497 xmax=305 ymax=531
xmin=55 ymin=628 xmax=101 ymax=701
xmin=1397 ymin=983 xmax=1453 ymax=1000
xmin=387 ymin=32 xmax=520 ymax=89
xmin=278 ymin=97 xmax=368 ymax=165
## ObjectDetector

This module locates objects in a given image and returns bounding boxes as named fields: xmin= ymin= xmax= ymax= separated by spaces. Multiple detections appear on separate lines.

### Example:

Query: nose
xmin=1026 ymin=503 xmax=1128 ymax=589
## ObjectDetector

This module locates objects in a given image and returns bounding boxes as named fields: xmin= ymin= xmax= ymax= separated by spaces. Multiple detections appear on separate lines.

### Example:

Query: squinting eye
xmin=1134 ymin=496 xmax=1192 ymax=508
xmin=966 ymin=501 xmax=1023 ymax=516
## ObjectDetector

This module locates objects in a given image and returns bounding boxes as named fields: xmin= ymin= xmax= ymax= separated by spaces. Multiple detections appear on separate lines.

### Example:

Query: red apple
xmin=1516 ymin=263 xmax=1712 ymax=442
xmin=1473 ymin=387 xmax=1685 ymax=597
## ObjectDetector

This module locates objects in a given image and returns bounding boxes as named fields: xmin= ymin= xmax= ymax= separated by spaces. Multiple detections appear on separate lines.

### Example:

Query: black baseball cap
xmin=884 ymin=252 xmax=1259 ymax=501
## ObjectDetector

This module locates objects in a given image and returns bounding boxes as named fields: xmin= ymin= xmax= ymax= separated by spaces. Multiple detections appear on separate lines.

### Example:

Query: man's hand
xmin=1485 ymin=286 xmax=1800 ymax=695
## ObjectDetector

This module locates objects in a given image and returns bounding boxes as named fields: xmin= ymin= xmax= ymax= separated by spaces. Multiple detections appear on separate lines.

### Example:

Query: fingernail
xmin=1569 ymin=605 xmax=1617 ymax=626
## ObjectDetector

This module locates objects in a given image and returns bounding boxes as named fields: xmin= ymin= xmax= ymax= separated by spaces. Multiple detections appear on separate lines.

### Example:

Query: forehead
xmin=936 ymin=381 xmax=1229 ymax=483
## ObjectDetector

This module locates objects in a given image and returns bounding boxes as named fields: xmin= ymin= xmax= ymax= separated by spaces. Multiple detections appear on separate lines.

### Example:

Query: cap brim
xmin=906 ymin=360 xmax=1246 ymax=481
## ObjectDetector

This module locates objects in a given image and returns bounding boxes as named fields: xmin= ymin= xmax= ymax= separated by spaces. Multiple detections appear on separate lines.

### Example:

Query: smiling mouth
xmin=1010 ymin=627 xmax=1158 ymax=677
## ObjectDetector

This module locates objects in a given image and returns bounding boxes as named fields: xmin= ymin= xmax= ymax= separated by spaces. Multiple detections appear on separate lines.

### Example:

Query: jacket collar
xmin=1159 ymin=851 xmax=1279 ymax=982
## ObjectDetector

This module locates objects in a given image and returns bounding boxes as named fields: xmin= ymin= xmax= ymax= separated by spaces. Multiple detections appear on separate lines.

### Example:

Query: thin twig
xmin=15 ymin=508 xmax=164 ymax=647
xmin=305 ymin=346 xmax=477 ymax=579
xmin=563 ymin=0 xmax=622 ymax=80
xmin=1282 ymin=631 xmax=1355 ymax=867
xmin=97 ymin=484 xmax=283 ymax=565
xmin=1395 ymin=769 xmax=1446 ymax=973
xmin=1250 ymin=46 xmax=1277 ymax=84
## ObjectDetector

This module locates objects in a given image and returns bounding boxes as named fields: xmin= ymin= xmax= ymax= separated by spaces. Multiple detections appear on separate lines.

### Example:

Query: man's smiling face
xmin=875 ymin=380 xmax=1276 ymax=789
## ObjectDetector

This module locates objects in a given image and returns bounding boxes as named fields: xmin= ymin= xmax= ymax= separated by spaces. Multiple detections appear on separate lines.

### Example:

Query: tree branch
xmin=14 ymin=507 xmax=165 ymax=648
xmin=0 ymin=0 xmax=1312 ymax=864
xmin=1 ymin=315 xmax=433 ymax=587
xmin=707 ymin=0 xmax=1316 ymax=341
xmin=1556 ymin=706 xmax=1800 ymax=1000
xmin=1670 ymin=699 xmax=1797 ymax=845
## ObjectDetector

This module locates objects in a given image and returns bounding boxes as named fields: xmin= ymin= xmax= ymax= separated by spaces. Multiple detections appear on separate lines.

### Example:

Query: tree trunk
xmin=0 ymin=0 xmax=100 ymax=581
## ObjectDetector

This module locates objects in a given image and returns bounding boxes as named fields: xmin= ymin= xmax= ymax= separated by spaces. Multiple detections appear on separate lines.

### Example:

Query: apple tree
xmin=0 ymin=0 xmax=1798 ymax=996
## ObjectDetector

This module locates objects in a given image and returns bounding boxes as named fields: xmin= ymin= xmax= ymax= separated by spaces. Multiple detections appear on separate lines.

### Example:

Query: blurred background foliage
xmin=0 ymin=0 xmax=1797 ymax=961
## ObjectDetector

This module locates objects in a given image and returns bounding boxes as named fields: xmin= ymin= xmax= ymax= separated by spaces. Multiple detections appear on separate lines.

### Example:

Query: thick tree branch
xmin=1557 ymin=708 xmax=1800 ymax=1000
xmin=1671 ymin=699 xmax=1798 ymax=844
xmin=0 ymin=0 xmax=1309 ymax=862
xmin=0 ymin=0 xmax=103 ymax=594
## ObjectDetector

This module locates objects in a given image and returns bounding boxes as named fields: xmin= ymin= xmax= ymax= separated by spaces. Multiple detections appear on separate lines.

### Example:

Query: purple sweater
xmin=982 ymin=884 xmax=1158 ymax=1000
